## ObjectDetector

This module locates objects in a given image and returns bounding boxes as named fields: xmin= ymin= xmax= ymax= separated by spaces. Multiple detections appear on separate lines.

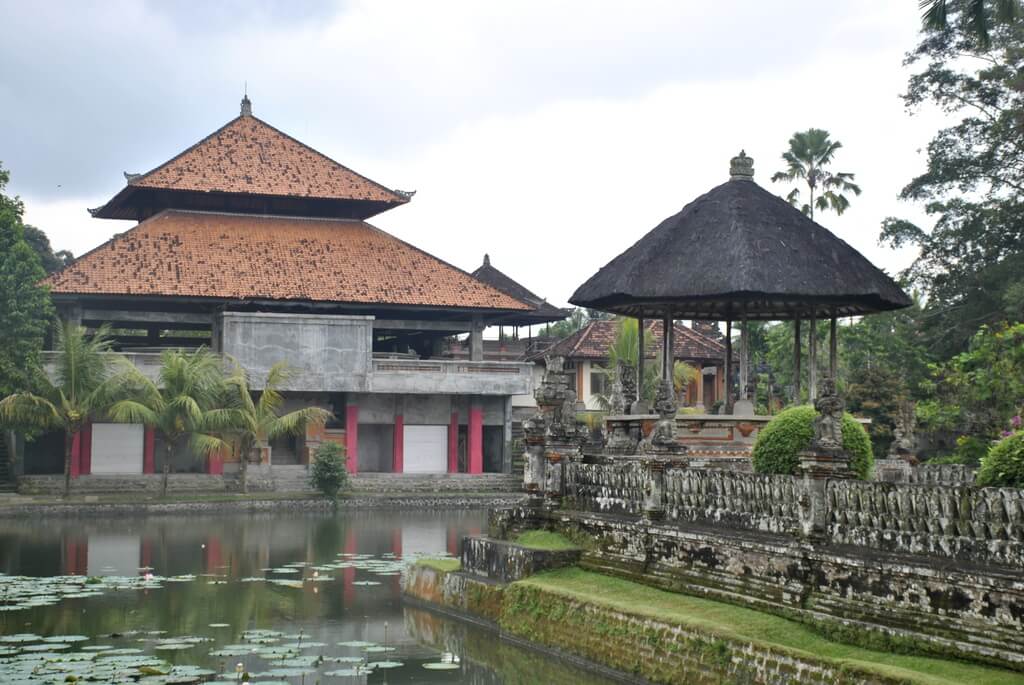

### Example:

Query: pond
xmin=0 ymin=510 xmax=616 ymax=684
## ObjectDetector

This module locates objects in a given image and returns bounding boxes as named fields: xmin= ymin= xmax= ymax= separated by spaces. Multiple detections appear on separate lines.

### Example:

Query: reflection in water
xmin=0 ymin=511 xmax=616 ymax=684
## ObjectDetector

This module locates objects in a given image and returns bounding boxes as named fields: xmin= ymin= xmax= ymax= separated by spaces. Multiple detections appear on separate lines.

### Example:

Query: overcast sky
xmin=1 ymin=1 xmax=941 ymax=309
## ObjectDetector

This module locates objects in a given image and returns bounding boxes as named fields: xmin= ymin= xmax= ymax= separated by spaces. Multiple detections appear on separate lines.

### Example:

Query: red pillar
xmin=448 ymin=411 xmax=459 ymax=473
xmin=468 ymin=405 xmax=483 ymax=475
xmin=345 ymin=405 xmax=359 ymax=474
xmin=80 ymin=422 xmax=92 ymax=475
xmin=143 ymin=427 xmax=156 ymax=474
xmin=206 ymin=448 xmax=223 ymax=475
xmin=392 ymin=415 xmax=404 ymax=474
xmin=70 ymin=431 xmax=81 ymax=479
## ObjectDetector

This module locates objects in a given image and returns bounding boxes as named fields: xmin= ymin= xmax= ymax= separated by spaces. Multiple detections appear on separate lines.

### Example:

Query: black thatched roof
xmin=472 ymin=254 xmax=569 ymax=325
xmin=570 ymin=157 xmax=911 ymax=321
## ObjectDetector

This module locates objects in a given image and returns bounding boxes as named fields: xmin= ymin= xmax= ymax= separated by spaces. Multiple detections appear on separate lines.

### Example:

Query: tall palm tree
xmin=770 ymin=129 xmax=861 ymax=220
xmin=205 ymin=362 xmax=331 ymax=493
xmin=0 ymin=323 xmax=133 ymax=496
xmin=109 ymin=348 xmax=231 ymax=496
xmin=920 ymin=0 xmax=1021 ymax=47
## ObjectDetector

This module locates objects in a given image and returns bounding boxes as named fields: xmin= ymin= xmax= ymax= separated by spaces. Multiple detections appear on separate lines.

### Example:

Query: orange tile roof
xmin=127 ymin=115 xmax=407 ymax=204
xmin=47 ymin=211 xmax=530 ymax=311
xmin=543 ymin=319 xmax=725 ymax=361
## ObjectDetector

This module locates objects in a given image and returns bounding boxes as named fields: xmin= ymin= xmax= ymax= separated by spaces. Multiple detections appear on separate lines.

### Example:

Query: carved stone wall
xmin=827 ymin=480 xmax=1024 ymax=566
xmin=562 ymin=461 xmax=1024 ymax=566
xmin=664 ymin=469 xmax=802 ymax=535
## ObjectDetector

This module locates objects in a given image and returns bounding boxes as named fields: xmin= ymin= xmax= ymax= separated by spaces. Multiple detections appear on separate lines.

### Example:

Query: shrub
xmin=752 ymin=405 xmax=873 ymax=479
xmin=309 ymin=442 xmax=349 ymax=499
xmin=977 ymin=432 xmax=1024 ymax=487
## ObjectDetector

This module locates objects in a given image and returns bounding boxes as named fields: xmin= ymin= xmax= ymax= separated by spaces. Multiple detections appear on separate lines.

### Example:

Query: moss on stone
xmin=513 ymin=530 xmax=579 ymax=551
xmin=503 ymin=568 xmax=1023 ymax=685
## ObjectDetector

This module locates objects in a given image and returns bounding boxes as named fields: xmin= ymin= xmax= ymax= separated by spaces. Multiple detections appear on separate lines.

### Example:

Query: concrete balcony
xmin=42 ymin=350 xmax=165 ymax=384
xmin=370 ymin=359 xmax=533 ymax=395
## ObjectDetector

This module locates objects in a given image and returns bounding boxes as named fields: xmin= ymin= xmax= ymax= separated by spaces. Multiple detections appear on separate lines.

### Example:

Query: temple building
xmin=536 ymin=319 xmax=727 ymax=411
xmin=35 ymin=96 xmax=563 ymax=478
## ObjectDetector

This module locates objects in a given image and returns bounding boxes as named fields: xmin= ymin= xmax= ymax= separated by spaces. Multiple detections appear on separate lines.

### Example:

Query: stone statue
xmin=618 ymin=360 xmax=637 ymax=411
xmin=641 ymin=378 xmax=682 ymax=451
xmin=609 ymin=365 xmax=626 ymax=416
xmin=889 ymin=399 xmax=918 ymax=461
xmin=812 ymin=377 xmax=844 ymax=450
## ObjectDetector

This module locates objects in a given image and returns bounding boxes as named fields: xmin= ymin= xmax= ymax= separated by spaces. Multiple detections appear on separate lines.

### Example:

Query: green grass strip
xmin=415 ymin=558 xmax=461 ymax=573
xmin=513 ymin=530 xmax=578 ymax=550
xmin=516 ymin=568 xmax=1024 ymax=685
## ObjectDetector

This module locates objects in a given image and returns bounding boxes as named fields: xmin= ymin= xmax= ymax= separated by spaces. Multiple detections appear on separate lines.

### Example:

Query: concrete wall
xmin=222 ymin=312 xmax=374 ymax=392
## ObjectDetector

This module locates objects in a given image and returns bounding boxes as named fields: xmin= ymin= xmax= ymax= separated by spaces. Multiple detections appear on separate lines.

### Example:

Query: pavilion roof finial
xmin=483 ymin=253 xmax=490 ymax=267
xmin=729 ymin=150 xmax=754 ymax=181
xmin=240 ymin=93 xmax=252 ymax=117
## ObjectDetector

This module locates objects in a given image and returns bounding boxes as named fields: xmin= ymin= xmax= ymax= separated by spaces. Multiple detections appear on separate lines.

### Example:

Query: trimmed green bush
xmin=309 ymin=441 xmax=349 ymax=499
xmin=752 ymin=405 xmax=873 ymax=479
xmin=977 ymin=432 xmax=1024 ymax=487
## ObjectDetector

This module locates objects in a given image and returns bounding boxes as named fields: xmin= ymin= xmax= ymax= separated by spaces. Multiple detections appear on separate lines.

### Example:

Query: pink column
xmin=80 ymin=422 xmax=92 ymax=475
xmin=345 ymin=405 xmax=359 ymax=475
xmin=69 ymin=431 xmax=81 ymax=479
xmin=206 ymin=451 xmax=223 ymax=475
xmin=143 ymin=427 xmax=156 ymax=474
xmin=448 ymin=411 xmax=459 ymax=473
xmin=468 ymin=405 xmax=483 ymax=475
xmin=392 ymin=415 xmax=404 ymax=474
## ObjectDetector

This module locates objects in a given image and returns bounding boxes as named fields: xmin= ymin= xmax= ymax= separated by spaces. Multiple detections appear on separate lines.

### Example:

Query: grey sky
xmin=2 ymin=1 xmax=938 ymax=309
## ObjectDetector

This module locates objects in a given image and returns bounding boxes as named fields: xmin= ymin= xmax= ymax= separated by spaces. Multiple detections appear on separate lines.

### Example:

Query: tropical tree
xmin=0 ymin=323 xmax=131 ymax=496
xmin=920 ymin=0 xmax=1022 ymax=48
xmin=0 ymin=163 xmax=54 ymax=400
xmin=206 ymin=362 xmax=331 ymax=493
xmin=109 ymin=348 xmax=231 ymax=496
xmin=770 ymin=129 xmax=861 ymax=220
xmin=880 ymin=8 xmax=1024 ymax=355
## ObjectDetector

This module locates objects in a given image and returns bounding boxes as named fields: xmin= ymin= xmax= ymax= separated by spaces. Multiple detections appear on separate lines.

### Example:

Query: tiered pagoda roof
xmin=47 ymin=210 xmax=530 ymax=312
xmin=90 ymin=97 xmax=410 ymax=221
xmin=471 ymin=254 xmax=568 ymax=325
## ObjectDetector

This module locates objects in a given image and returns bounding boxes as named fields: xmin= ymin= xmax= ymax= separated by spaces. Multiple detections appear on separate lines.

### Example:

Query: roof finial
xmin=729 ymin=150 xmax=754 ymax=181
xmin=240 ymin=86 xmax=252 ymax=117
xmin=483 ymin=253 xmax=490 ymax=267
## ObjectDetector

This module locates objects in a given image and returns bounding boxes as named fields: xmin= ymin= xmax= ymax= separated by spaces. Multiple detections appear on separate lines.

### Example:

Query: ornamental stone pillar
xmin=797 ymin=377 xmax=854 ymax=540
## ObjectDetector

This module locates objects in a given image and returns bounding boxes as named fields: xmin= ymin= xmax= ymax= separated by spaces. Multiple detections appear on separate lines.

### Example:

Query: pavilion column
xmin=468 ymin=402 xmax=483 ymax=474
xmin=662 ymin=313 xmax=673 ymax=382
xmin=829 ymin=312 xmax=838 ymax=380
xmin=345 ymin=405 xmax=359 ymax=475
xmin=808 ymin=318 xmax=818 ymax=401
xmin=636 ymin=317 xmax=645 ymax=404
xmin=695 ymin=369 xmax=705 ymax=411
xmin=793 ymin=319 xmax=802 ymax=403
xmin=739 ymin=315 xmax=749 ymax=400
xmin=725 ymin=319 xmax=733 ymax=414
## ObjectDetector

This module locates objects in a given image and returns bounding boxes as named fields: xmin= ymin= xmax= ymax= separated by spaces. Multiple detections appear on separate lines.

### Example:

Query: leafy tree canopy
xmin=880 ymin=13 xmax=1024 ymax=354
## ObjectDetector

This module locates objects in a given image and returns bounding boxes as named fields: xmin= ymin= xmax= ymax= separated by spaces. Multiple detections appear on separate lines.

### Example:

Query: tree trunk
xmin=162 ymin=442 xmax=173 ymax=497
xmin=63 ymin=431 xmax=73 ymax=498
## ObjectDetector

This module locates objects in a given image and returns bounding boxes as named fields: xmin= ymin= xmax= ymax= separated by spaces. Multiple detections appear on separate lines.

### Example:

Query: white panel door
xmin=402 ymin=425 xmax=447 ymax=473
xmin=91 ymin=423 xmax=144 ymax=474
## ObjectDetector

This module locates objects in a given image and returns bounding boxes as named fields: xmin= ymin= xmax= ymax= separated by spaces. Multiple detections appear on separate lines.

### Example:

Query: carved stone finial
xmin=729 ymin=150 xmax=754 ymax=181
xmin=812 ymin=376 xmax=844 ymax=450
xmin=240 ymin=94 xmax=253 ymax=117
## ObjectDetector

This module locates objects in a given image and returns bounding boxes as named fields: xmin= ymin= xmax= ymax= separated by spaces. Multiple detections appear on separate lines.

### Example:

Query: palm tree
xmin=770 ymin=129 xmax=861 ymax=220
xmin=920 ymin=0 xmax=1021 ymax=48
xmin=109 ymin=348 xmax=231 ymax=496
xmin=0 ymin=323 xmax=133 ymax=497
xmin=205 ymin=362 xmax=331 ymax=493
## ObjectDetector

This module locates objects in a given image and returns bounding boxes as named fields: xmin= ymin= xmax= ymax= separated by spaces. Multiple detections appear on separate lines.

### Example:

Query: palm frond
xmin=266 ymin=407 xmax=331 ymax=440
xmin=189 ymin=432 xmax=231 ymax=459
xmin=108 ymin=399 xmax=159 ymax=426
xmin=0 ymin=393 xmax=63 ymax=432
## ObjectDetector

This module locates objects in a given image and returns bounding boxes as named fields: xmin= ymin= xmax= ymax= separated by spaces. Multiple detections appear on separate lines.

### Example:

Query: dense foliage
xmin=0 ymin=164 xmax=54 ymax=400
xmin=752 ymin=405 xmax=873 ymax=479
xmin=310 ymin=441 xmax=349 ymax=500
xmin=880 ymin=13 xmax=1024 ymax=356
xmin=977 ymin=431 xmax=1024 ymax=487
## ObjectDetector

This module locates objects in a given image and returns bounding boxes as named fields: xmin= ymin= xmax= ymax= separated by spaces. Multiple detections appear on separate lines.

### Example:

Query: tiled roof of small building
xmin=542 ymin=319 xmax=725 ymax=362
xmin=125 ymin=114 xmax=406 ymax=203
xmin=471 ymin=254 xmax=568 ymax=324
xmin=47 ymin=210 xmax=530 ymax=311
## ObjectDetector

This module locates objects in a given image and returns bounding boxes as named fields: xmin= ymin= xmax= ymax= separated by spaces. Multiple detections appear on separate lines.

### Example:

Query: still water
xmin=0 ymin=510 xmax=615 ymax=684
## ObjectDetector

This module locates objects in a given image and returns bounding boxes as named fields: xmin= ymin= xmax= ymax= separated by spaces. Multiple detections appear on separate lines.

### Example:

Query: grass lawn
xmin=518 ymin=568 xmax=1024 ymax=685
xmin=512 ymin=530 xmax=578 ymax=550
xmin=415 ymin=557 xmax=462 ymax=573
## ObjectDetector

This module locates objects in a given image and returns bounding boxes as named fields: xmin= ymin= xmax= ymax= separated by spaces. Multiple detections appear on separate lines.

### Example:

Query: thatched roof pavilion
xmin=570 ymin=152 xmax=911 ymax=412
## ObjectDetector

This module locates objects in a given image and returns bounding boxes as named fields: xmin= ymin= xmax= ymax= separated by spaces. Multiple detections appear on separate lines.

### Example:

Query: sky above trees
xmin=0 ymin=1 xmax=943 ymax=307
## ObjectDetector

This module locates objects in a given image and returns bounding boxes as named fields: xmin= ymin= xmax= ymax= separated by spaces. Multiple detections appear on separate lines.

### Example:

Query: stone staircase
xmin=270 ymin=464 xmax=313 ymax=493
xmin=0 ymin=437 xmax=16 ymax=493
